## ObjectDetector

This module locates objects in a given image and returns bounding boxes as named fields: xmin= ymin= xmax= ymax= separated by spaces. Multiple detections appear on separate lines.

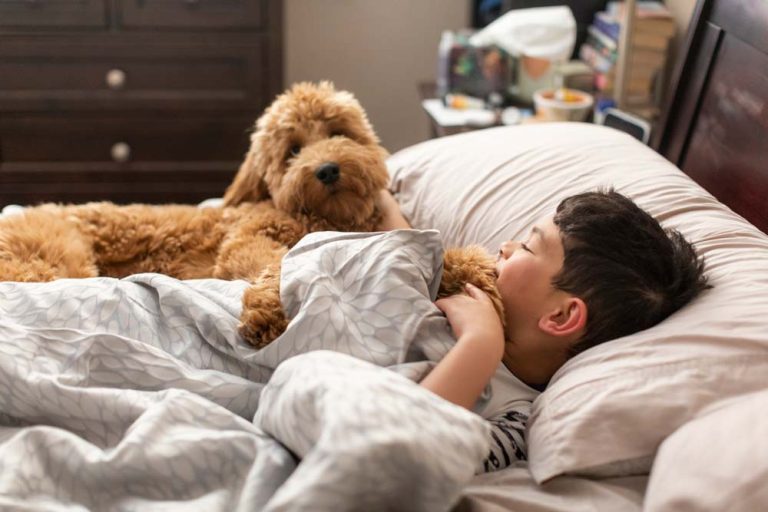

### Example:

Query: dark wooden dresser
xmin=0 ymin=0 xmax=282 ymax=206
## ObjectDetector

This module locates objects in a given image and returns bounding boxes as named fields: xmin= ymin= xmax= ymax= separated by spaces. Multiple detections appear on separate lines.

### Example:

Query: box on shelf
xmin=577 ymin=0 xmax=675 ymax=120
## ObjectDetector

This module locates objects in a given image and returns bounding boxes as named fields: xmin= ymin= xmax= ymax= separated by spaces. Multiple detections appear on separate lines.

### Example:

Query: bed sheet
xmin=459 ymin=467 xmax=646 ymax=511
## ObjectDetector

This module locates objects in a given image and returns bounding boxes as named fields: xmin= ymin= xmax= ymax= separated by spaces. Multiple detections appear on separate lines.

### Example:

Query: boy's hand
xmin=421 ymin=283 xmax=506 ymax=410
xmin=435 ymin=283 xmax=505 ymax=356
xmin=375 ymin=189 xmax=412 ymax=230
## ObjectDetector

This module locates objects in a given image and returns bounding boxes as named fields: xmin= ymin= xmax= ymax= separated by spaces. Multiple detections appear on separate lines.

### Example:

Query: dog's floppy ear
xmin=223 ymin=149 xmax=270 ymax=206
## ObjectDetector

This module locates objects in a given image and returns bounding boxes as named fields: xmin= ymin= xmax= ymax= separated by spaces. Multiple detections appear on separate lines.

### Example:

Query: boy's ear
xmin=538 ymin=297 xmax=587 ymax=338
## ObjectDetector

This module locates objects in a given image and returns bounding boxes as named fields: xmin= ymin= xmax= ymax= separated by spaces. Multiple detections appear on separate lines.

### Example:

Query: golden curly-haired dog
xmin=0 ymin=81 xmax=503 ymax=348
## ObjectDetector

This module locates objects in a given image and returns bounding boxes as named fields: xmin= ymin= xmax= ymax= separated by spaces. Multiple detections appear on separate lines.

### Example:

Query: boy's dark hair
xmin=553 ymin=189 xmax=711 ymax=356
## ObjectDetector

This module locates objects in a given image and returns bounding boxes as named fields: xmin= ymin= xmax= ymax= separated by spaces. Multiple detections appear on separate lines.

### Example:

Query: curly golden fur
xmin=0 ymin=82 xmax=388 ymax=280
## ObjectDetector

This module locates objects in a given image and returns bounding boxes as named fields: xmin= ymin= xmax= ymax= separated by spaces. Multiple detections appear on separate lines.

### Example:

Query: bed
xmin=1 ymin=0 xmax=767 ymax=509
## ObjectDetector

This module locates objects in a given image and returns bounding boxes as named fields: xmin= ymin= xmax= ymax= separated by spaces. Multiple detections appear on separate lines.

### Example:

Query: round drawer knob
xmin=105 ymin=69 xmax=127 ymax=90
xmin=111 ymin=142 xmax=131 ymax=163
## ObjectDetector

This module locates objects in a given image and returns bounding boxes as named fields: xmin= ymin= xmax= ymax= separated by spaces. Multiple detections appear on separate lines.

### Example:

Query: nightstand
xmin=419 ymin=82 xmax=533 ymax=138
xmin=418 ymin=82 xmax=503 ymax=138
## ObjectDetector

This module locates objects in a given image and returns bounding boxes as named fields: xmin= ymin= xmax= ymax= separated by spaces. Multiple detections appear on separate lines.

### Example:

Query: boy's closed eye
xmin=498 ymin=239 xmax=534 ymax=259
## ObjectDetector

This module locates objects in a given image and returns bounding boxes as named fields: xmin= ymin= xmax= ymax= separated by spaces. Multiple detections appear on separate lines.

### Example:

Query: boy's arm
xmin=420 ymin=283 xmax=505 ymax=410
xmin=376 ymin=189 xmax=412 ymax=230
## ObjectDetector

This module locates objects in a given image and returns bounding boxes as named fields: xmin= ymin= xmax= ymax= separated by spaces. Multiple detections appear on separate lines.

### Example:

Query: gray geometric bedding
xmin=0 ymin=229 xmax=490 ymax=511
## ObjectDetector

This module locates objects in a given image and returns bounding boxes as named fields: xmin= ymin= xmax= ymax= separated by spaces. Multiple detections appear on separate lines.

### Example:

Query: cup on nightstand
xmin=533 ymin=88 xmax=594 ymax=122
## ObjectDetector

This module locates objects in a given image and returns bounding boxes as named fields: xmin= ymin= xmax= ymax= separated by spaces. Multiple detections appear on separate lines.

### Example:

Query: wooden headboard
xmin=653 ymin=0 xmax=768 ymax=233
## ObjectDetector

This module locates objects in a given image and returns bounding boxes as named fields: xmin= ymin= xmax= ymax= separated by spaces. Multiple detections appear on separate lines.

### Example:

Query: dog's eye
xmin=330 ymin=131 xmax=343 ymax=138
xmin=288 ymin=145 xmax=301 ymax=158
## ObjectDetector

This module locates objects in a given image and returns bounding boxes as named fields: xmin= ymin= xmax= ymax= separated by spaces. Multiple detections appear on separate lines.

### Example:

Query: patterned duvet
xmin=0 ymin=230 xmax=489 ymax=511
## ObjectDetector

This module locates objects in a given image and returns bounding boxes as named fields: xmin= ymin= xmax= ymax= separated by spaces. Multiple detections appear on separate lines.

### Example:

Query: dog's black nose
xmin=314 ymin=162 xmax=340 ymax=185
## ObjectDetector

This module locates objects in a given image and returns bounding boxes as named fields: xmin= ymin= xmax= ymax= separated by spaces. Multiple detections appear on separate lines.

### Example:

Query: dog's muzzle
xmin=314 ymin=162 xmax=340 ymax=185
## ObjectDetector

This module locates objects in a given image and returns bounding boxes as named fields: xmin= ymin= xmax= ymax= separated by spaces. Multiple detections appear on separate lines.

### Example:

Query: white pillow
xmin=387 ymin=123 xmax=768 ymax=482
xmin=644 ymin=389 xmax=768 ymax=511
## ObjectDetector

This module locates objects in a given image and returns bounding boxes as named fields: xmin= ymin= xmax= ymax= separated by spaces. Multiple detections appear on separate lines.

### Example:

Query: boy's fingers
xmin=435 ymin=294 xmax=466 ymax=312
xmin=434 ymin=298 xmax=452 ymax=312
xmin=464 ymin=283 xmax=490 ymax=302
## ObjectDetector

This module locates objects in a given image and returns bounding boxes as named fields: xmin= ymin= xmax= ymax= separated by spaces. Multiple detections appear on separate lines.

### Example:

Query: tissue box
xmin=436 ymin=31 xmax=515 ymax=101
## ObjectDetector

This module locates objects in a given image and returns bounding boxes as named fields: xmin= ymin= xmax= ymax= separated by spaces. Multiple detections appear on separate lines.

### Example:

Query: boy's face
xmin=496 ymin=215 xmax=568 ymax=352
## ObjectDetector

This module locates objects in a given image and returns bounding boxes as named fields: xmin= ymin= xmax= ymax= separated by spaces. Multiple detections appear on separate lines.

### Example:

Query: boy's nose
xmin=498 ymin=240 xmax=518 ymax=259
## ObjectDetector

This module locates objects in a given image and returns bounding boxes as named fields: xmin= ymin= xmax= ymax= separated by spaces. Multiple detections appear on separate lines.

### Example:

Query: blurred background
xmin=286 ymin=0 xmax=697 ymax=152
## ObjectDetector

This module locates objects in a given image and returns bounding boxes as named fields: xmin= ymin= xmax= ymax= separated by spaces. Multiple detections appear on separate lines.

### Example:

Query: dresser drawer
xmin=119 ymin=0 xmax=263 ymax=29
xmin=0 ymin=166 xmax=235 ymax=205
xmin=0 ymin=38 xmax=266 ymax=112
xmin=0 ymin=116 xmax=248 ymax=204
xmin=0 ymin=162 xmax=237 ymax=204
xmin=0 ymin=0 xmax=107 ymax=28
xmin=0 ymin=116 xmax=253 ymax=164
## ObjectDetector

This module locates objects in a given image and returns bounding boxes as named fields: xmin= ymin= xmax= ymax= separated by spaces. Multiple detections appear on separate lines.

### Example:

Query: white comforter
xmin=0 ymin=231 xmax=491 ymax=511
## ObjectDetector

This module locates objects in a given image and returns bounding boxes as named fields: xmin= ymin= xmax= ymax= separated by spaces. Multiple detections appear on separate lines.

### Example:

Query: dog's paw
xmin=439 ymin=246 xmax=497 ymax=295
xmin=238 ymin=277 xmax=287 ymax=349
xmin=238 ymin=313 xmax=287 ymax=349
xmin=439 ymin=246 xmax=505 ymax=327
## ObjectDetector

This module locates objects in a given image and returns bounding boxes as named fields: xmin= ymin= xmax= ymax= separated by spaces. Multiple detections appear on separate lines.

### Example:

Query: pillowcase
xmin=644 ymin=389 xmax=768 ymax=511
xmin=387 ymin=123 xmax=768 ymax=482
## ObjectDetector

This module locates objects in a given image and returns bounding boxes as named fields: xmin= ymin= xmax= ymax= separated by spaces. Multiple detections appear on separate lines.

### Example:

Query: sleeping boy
xmin=377 ymin=188 xmax=710 ymax=471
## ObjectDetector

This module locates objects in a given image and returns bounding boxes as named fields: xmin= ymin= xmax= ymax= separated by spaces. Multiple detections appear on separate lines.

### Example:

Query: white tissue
xmin=469 ymin=6 xmax=577 ymax=62
xmin=197 ymin=198 xmax=224 ymax=209
xmin=0 ymin=205 xmax=25 ymax=218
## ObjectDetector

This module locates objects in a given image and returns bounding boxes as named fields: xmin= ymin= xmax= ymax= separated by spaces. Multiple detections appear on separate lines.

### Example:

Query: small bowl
xmin=533 ymin=88 xmax=594 ymax=122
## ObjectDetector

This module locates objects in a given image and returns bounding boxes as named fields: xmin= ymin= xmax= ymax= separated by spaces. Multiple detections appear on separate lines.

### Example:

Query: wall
xmin=284 ymin=0 xmax=468 ymax=152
